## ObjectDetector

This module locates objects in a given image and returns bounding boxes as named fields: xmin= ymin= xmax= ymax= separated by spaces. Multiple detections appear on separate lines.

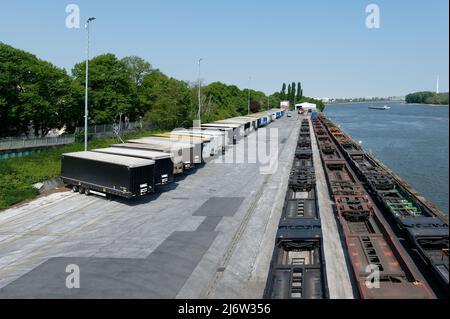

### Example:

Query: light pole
xmin=197 ymin=58 xmax=203 ymax=127
xmin=247 ymin=76 xmax=251 ymax=114
xmin=84 ymin=17 xmax=96 ymax=151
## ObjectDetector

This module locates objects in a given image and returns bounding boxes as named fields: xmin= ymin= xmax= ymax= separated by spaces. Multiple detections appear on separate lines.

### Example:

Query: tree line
xmin=405 ymin=91 xmax=449 ymax=105
xmin=0 ymin=43 xmax=285 ymax=138
xmin=0 ymin=42 xmax=323 ymax=138
xmin=273 ymin=82 xmax=325 ymax=112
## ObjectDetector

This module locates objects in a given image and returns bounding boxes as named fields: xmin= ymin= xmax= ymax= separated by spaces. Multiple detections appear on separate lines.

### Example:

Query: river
xmin=324 ymin=101 xmax=449 ymax=214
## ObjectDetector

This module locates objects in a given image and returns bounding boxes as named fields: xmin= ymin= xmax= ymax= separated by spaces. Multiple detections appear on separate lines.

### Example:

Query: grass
xmin=0 ymin=130 xmax=161 ymax=211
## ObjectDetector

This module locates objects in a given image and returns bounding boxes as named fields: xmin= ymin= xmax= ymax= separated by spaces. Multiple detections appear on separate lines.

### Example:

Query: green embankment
xmin=0 ymin=130 xmax=159 ymax=211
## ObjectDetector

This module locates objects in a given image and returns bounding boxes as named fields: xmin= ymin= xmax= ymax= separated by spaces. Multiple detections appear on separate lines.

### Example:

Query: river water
xmin=324 ymin=101 xmax=449 ymax=214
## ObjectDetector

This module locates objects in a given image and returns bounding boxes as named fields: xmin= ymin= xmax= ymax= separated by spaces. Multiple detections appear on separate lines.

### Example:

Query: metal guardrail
xmin=0 ymin=136 xmax=75 ymax=150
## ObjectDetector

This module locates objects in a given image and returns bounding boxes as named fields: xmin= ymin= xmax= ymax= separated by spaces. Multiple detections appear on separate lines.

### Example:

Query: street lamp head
xmin=87 ymin=17 xmax=96 ymax=23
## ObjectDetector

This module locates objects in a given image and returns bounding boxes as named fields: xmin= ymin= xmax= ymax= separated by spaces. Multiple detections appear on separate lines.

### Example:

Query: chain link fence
xmin=0 ymin=135 xmax=75 ymax=150
xmin=74 ymin=120 xmax=145 ymax=138
xmin=0 ymin=120 xmax=148 ymax=151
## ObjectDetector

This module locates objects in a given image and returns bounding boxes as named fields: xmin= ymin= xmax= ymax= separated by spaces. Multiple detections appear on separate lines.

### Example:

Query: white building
xmin=280 ymin=101 xmax=290 ymax=110
xmin=295 ymin=102 xmax=317 ymax=112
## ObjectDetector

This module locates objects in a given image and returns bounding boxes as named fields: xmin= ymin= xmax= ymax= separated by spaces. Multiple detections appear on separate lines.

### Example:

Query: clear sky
xmin=0 ymin=0 xmax=448 ymax=98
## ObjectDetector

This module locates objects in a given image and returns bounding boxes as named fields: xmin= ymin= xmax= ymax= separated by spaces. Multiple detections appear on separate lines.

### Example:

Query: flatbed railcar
xmin=264 ymin=228 xmax=326 ymax=299
xmin=265 ymin=117 xmax=329 ymax=299
xmin=321 ymin=116 xmax=449 ymax=295
xmin=61 ymin=151 xmax=155 ymax=198
xmin=313 ymin=116 xmax=435 ymax=299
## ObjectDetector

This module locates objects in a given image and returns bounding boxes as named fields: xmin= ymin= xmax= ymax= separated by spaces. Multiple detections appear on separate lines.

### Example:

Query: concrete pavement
xmin=0 ymin=115 xmax=301 ymax=299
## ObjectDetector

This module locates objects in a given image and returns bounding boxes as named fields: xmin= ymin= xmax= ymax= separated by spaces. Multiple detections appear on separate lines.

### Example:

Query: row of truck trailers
xmin=264 ymin=115 xmax=449 ymax=299
xmin=60 ymin=109 xmax=285 ymax=199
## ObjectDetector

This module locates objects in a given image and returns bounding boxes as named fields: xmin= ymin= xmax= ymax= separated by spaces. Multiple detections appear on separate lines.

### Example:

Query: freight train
xmin=264 ymin=118 xmax=329 ymax=299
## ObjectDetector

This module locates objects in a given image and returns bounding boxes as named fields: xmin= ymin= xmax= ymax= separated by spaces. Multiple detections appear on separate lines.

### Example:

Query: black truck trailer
xmin=93 ymin=147 xmax=174 ymax=186
xmin=61 ymin=151 xmax=155 ymax=199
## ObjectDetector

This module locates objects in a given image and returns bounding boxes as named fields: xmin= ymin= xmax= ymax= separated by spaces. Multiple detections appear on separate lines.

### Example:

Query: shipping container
xmin=129 ymin=137 xmax=202 ymax=165
xmin=244 ymin=113 xmax=270 ymax=128
xmin=174 ymin=129 xmax=227 ymax=154
xmin=233 ymin=117 xmax=258 ymax=131
xmin=112 ymin=142 xmax=186 ymax=174
xmin=152 ymin=133 xmax=214 ymax=162
xmin=93 ymin=147 xmax=174 ymax=185
xmin=198 ymin=126 xmax=234 ymax=145
xmin=215 ymin=120 xmax=248 ymax=136
xmin=227 ymin=117 xmax=257 ymax=132
xmin=201 ymin=123 xmax=241 ymax=144
xmin=170 ymin=130 xmax=222 ymax=156
xmin=61 ymin=151 xmax=155 ymax=198
xmin=190 ymin=128 xmax=229 ymax=153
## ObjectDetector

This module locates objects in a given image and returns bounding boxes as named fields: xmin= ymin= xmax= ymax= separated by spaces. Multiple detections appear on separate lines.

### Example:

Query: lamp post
xmin=84 ymin=17 xmax=96 ymax=151
xmin=197 ymin=58 xmax=203 ymax=127
xmin=247 ymin=76 xmax=251 ymax=114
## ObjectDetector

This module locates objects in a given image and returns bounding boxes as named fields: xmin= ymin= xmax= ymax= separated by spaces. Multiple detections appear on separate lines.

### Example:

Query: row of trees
xmin=405 ymin=91 xmax=449 ymax=105
xmin=0 ymin=43 xmax=281 ymax=137
xmin=277 ymin=82 xmax=325 ymax=112
xmin=279 ymin=82 xmax=303 ymax=107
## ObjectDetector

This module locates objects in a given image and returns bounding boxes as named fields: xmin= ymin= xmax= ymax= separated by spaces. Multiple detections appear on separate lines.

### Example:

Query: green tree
xmin=72 ymin=53 xmax=138 ymax=125
xmin=121 ymin=56 xmax=152 ymax=86
xmin=0 ymin=42 xmax=73 ymax=137
xmin=296 ymin=82 xmax=303 ymax=102
xmin=287 ymin=84 xmax=291 ymax=103
xmin=280 ymin=83 xmax=287 ymax=100
xmin=405 ymin=91 xmax=448 ymax=105
xmin=140 ymin=71 xmax=194 ymax=130
xmin=290 ymin=82 xmax=296 ymax=107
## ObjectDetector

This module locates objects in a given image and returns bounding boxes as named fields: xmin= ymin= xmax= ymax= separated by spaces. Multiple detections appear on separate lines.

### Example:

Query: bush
xmin=74 ymin=130 xmax=93 ymax=143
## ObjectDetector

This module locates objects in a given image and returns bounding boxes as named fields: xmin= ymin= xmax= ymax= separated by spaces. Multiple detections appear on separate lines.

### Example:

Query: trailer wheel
xmin=72 ymin=186 xmax=79 ymax=193
xmin=85 ymin=189 xmax=90 ymax=196
xmin=79 ymin=187 xmax=85 ymax=194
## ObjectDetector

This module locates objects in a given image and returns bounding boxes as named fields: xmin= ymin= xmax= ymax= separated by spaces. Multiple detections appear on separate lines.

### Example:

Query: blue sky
xmin=0 ymin=0 xmax=448 ymax=98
